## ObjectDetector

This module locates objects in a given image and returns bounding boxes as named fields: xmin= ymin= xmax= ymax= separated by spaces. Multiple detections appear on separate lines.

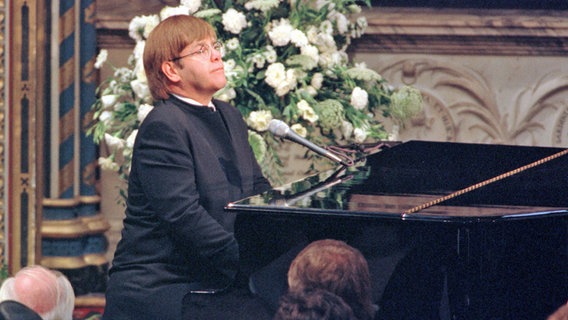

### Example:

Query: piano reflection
xmin=228 ymin=140 xmax=568 ymax=320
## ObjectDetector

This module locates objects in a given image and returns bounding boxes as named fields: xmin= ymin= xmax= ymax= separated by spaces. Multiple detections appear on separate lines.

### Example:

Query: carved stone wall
xmin=351 ymin=8 xmax=568 ymax=148
xmin=356 ymin=54 xmax=568 ymax=147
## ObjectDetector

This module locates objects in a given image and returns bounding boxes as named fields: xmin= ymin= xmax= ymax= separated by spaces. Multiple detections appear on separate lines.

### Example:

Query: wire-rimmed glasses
xmin=170 ymin=41 xmax=224 ymax=62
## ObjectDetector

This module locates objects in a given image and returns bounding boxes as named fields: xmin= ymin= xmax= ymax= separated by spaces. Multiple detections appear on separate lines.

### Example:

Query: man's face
xmin=170 ymin=38 xmax=226 ymax=102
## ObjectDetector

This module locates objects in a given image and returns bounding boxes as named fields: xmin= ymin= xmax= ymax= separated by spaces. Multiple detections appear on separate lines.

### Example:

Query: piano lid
xmin=227 ymin=141 xmax=568 ymax=222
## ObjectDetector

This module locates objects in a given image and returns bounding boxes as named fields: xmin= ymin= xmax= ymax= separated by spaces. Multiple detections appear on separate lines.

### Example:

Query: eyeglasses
xmin=170 ymin=41 xmax=224 ymax=62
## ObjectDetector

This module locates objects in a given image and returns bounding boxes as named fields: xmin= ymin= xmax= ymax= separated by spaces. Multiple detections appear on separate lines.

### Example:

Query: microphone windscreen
xmin=268 ymin=119 xmax=289 ymax=138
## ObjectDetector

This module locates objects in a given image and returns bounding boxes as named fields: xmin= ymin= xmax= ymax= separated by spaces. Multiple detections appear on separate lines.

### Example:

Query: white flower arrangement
xmin=89 ymin=0 xmax=422 ymax=184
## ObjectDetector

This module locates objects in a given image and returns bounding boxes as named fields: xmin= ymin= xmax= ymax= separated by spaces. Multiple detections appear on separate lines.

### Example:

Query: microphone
xmin=268 ymin=119 xmax=347 ymax=165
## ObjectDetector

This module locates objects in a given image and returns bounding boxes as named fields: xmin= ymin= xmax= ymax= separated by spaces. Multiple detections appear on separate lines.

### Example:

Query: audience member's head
xmin=287 ymin=239 xmax=376 ymax=320
xmin=549 ymin=301 xmax=568 ymax=320
xmin=0 ymin=265 xmax=75 ymax=320
xmin=273 ymin=288 xmax=356 ymax=320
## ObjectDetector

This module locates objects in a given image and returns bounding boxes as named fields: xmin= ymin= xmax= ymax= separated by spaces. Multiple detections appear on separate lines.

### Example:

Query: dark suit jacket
xmin=103 ymin=97 xmax=271 ymax=320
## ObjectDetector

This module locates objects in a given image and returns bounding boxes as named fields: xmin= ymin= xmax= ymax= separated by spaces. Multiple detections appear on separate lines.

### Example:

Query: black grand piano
xmin=228 ymin=140 xmax=568 ymax=320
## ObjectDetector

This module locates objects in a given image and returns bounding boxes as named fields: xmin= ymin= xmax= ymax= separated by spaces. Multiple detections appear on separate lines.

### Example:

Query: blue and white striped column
xmin=41 ymin=0 xmax=109 ymax=296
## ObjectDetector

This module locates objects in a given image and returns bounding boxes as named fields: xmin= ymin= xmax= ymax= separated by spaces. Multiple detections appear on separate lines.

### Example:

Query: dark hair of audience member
xmin=273 ymin=288 xmax=356 ymax=320
xmin=548 ymin=301 xmax=568 ymax=320
xmin=287 ymin=239 xmax=376 ymax=320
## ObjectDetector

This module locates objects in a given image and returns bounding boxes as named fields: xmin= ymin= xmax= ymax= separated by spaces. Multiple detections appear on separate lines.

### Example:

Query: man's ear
xmin=161 ymin=61 xmax=181 ymax=83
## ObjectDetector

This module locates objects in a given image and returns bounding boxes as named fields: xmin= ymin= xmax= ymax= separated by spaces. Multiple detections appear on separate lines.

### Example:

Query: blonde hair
xmin=0 ymin=265 xmax=75 ymax=320
xmin=143 ymin=15 xmax=217 ymax=100
xmin=287 ymin=239 xmax=375 ymax=320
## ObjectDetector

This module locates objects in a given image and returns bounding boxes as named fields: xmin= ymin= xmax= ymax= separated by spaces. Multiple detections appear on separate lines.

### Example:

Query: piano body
xmin=227 ymin=140 xmax=568 ymax=320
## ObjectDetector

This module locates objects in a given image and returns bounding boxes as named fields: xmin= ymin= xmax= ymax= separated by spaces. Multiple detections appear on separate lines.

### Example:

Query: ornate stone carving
xmin=355 ymin=55 xmax=568 ymax=148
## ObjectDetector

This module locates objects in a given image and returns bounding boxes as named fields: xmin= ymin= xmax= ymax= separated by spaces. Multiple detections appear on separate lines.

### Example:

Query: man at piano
xmin=102 ymin=15 xmax=272 ymax=320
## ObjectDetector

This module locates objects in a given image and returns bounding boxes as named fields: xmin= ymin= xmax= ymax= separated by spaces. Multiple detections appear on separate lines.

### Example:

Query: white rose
xmin=285 ymin=69 xmax=298 ymax=89
xmin=319 ymin=20 xmax=333 ymax=35
xmin=126 ymin=130 xmax=138 ymax=149
xmin=341 ymin=120 xmax=353 ymax=139
xmin=348 ymin=4 xmax=362 ymax=14
xmin=222 ymin=8 xmax=247 ymax=34
xmin=310 ymin=73 xmax=324 ymax=90
xmin=274 ymin=69 xmax=297 ymax=97
xmin=319 ymin=51 xmax=343 ymax=68
xmin=297 ymin=100 xmax=319 ymax=123
xmin=306 ymin=26 xmax=319 ymax=44
xmin=98 ymin=110 xmax=113 ymax=125
xmin=180 ymin=0 xmax=202 ymax=14
xmin=128 ymin=15 xmax=155 ymax=41
xmin=137 ymin=104 xmax=154 ymax=123
xmin=94 ymin=49 xmax=108 ymax=69
xmin=353 ymin=127 xmax=367 ymax=143
xmin=142 ymin=15 xmax=160 ymax=39
xmin=315 ymin=33 xmax=336 ymax=53
xmin=215 ymin=87 xmax=236 ymax=102
xmin=355 ymin=61 xmax=367 ymax=69
xmin=98 ymin=157 xmax=119 ymax=172
xmin=352 ymin=17 xmax=368 ymax=38
xmin=265 ymin=63 xmax=286 ymax=89
xmin=227 ymin=65 xmax=245 ymax=81
xmin=133 ymin=63 xmax=147 ymax=86
xmin=350 ymin=87 xmax=368 ymax=110
xmin=132 ymin=41 xmax=145 ymax=62
xmin=300 ymin=45 xmax=319 ymax=64
xmin=101 ymin=95 xmax=119 ymax=109
xmin=226 ymin=38 xmax=240 ymax=51
xmin=290 ymin=29 xmax=308 ymax=48
xmin=388 ymin=124 xmax=400 ymax=141
xmin=357 ymin=17 xmax=368 ymax=29
xmin=114 ymin=67 xmax=133 ymax=83
xmin=304 ymin=86 xmax=318 ymax=97
xmin=245 ymin=0 xmax=280 ymax=12
xmin=247 ymin=110 xmax=273 ymax=132
xmin=275 ymin=81 xmax=292 ymax=97
xmin=268 ymin=19 xmax=293 ymax=46
xmin=104 ymin=133 xmax=125 ymax=152
xmin=263 ymin=46 xmax=277 ymax=63
xmin=331 ymin=12 xmax=349 ymax=34
xmin=160 ymin=6 xmax=190 ymax=21
xmin=224 ymin=59 xmax=236 ymax=72
xmin=291 ymin=124 xmax=307 ymax=138
xmin=251 ymin=53 xmax=266 ymax=69
xmin=131 ymin=79 xmax=150 ymax=100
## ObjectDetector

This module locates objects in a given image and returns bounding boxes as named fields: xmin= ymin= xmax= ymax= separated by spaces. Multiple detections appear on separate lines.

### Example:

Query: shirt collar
xmin=172 ymin=94 xmax=216 ymax=111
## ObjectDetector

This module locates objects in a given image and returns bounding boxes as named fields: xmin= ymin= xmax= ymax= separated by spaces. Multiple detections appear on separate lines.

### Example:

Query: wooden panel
xmin=8 ymin=0 xmax=47 ymax=272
